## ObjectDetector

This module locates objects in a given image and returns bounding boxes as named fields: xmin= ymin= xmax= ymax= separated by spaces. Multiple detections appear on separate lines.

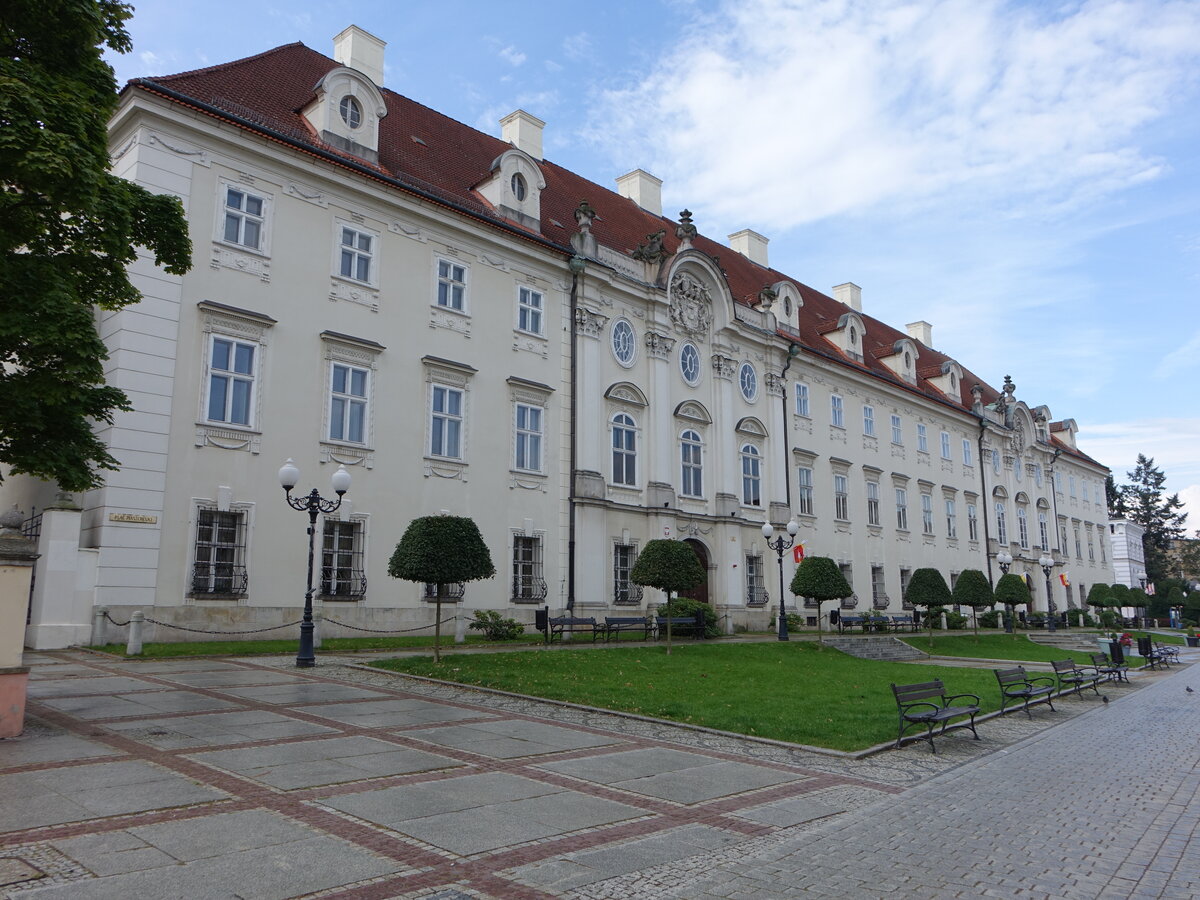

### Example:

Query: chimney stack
xmin=832 ymin=282 xmax=862 ymax=312
xmin=729 ymin=229 xmax=769 ymax=267
xmin=333 ymin=26 xmax=386 ymax=87
xmin=615 ymin=169 xmax=663 ymax=217
xmin=500 ymin=109 xmax=545 ymax=161
xmin=906 ymin=320 xmax=933 ymax=347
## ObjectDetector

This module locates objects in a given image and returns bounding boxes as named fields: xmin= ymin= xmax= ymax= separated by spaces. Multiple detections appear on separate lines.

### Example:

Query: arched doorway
xmin=678 ymin=539 xmax=710 ymax=605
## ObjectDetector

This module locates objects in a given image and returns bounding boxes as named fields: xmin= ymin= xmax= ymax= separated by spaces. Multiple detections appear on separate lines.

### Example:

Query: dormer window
xmin=339 ymin=96 xmax=362 ymax=129
xmin=511 ymin=173 xmax=527 ymax=201
xmin=950 ymin=372 xmax=958 ymax=390
xmin=475 ymin=148 xmax=545 ymax=232
xmin=904 ymin=351 xmax=911 ymax=369
xmin=849 ymin=326 xmax=858 ymax=346
xmin=301 ymin=66 xmax=387 ymax=163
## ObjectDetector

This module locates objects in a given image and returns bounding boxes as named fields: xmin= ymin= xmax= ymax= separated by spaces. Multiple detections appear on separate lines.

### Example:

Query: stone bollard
xmin=312 ymin=612 xmax=323 ymax=649
xmin=455 ymin=614 xmax=467 ymax=644
xmin=92 ymin=607 xmax=107 ymax=647
xmin=127 ymin=611 xmax=144 ymax=656
xmin=940 ymin=610 xmax=948 ymax=631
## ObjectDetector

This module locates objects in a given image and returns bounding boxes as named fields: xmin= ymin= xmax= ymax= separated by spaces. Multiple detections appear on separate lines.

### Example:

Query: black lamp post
xmin=1039 ymin=552 xmax=1057 ymax=633
xmin=996 ymin=549 xmax=1014 ymax=633
xmin=762 ymin=520 xmax=799 ymax=641
xmin=278 ymin=458 xmax=351 ymax=668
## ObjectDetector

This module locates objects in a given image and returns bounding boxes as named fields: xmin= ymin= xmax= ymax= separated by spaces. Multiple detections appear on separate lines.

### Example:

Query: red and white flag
xmin=1146 ymin=583 xmax=1156 ymax=596
xmin=1059 ymin=572 xmax=1071 ymax=588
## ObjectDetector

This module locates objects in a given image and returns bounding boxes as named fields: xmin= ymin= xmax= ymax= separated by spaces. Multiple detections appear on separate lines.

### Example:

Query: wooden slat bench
xmin=1051 ymin=659 xmax=1105 ymax=699
xmin=889 ymin=615 xmax=917 ymax=632
xmin=838 ymin=615 xmax=867 ymax=633
xmin=994 ymin=666 xmax=1057 ymax=719
xmin=546 ymin=616 xmax=600 ymax=643
xmin=602 ymin=616 xmax=652 ymax=642
xmin=891 ymin=680 xmax=982 ymax=753
xmin=1089 ymin=652 xmax=1129 ymax=684
xmin=654 ymin=612 xmax=707 ymax=640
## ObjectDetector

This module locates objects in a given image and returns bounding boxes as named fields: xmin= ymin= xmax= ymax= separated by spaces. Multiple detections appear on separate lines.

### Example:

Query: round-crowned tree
xmin=905 ymin=568 xmax=952 ymax=647
xmin=951 ymin=569 xmax=994 ymax=640
xmin=790 ymin=556 xmax=852 ymax=646
xmin=388 ymin=516 xmax=495 ymax=663
xmin=631 ymin=539 xmax=705 ymax=654
xmin=1086 ymin=583 xmax=1112 ymax=613
xmin=994 ymin=572 xmax=1032 ymax=635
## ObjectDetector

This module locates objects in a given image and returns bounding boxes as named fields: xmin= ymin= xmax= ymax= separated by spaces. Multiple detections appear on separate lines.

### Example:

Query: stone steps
xmin=1026 ymin=633 xmax=1109 ymax=653
xmin=824 ymin=636 xmax=929 ymax=661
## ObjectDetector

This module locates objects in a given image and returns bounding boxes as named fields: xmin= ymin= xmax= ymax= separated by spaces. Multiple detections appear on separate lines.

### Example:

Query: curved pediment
xmin=604 ymin=381 xmax=649 ymax=407
xmin=674 ymin=400 xmax=712 ymax=424
xmin=735 ymin=416 xmax=768 ymax=438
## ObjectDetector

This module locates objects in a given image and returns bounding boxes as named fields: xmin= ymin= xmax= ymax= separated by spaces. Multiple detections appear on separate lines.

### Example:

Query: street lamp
xmin=1039 ymin=552 xmax=1057 ymax=633
xmin=762 ymin=520 xmax=799 ymax=642
xmin=996 ymin=549 xmax=1014 ymax=633
xmin=1137 ymin=571 xmax=1147 ymax=627
xmin=279 ymin=459 xmax=351 ymax=668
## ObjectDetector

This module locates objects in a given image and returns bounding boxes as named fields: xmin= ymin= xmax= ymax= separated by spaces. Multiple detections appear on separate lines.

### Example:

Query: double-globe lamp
xmin=762 ymin=520 xmax=799 ymax=641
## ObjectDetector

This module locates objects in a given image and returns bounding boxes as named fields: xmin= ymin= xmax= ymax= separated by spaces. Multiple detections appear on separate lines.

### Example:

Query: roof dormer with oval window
xmin=475 ymin=147 xmax=545 ymax=233
xmin=926 ymin=360 xmax=964 ymax=403
xmin=878 ymin=338 xmax=919 ymax=384
xmin=826 ymin=311 xmax=866 ymax=363
xmin=300 ymin=65 xmax=388 ymax=164
xmin=770 ymin=281 xmax=803 ymax=334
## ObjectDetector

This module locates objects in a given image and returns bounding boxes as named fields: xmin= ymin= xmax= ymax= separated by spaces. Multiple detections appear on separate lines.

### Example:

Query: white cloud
xmin=498 ymin=45 xmax=526 ymax=67
xmin=138 ymin=50 xmax=167 ymax=74
xmin=589 ymin=0 xmax=1200 ymax=234
xmin=562 ymin=32 xmax=591 ymax=61
xmin=1153 ymin=329 xmax=1200 ymax=378
xmin=1079 ymin=417 xmax=1200 ymax=521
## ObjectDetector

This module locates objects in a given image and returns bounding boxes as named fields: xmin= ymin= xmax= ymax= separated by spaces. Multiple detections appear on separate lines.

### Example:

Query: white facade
xmin=1108 ymin=519 xmax=1147 ymax=589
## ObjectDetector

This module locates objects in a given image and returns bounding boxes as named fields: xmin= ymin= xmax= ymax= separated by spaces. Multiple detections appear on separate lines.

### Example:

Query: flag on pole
xmin=1146 ymin=583 xmax=1156 ymax=596
xmin=1059 ymin=572 xmax=1070 ymax=588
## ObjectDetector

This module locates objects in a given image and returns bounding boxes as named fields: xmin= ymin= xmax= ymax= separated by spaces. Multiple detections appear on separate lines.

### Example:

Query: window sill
xmin=214 ymin=238 xmax=269 ymax=259
xmin=433 ymin=303 xmax=471 ymax=318
xmin=186 ymin=593 xmax=246 ymax=602
xmin=332 ymin=273 xmax=377 ymax=291
xmin=195 ymin=424 xmax=262 ymax=454
xmin=514 ymin=328 xmax=546 ymax=341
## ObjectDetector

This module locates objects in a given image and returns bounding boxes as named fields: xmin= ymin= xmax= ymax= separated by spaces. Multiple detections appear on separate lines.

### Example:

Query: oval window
xmin=739 ymin=362 xmax=757 ymax=401
xmin=511 ymin=172 xmax=527 ymax=201
xmin=680 ymin=343 xmax=700 ymax=385
xmin=611 ymin=320 xmax=636 ymax=366
xmin=849 ymin=325 xmax=857 ymax=346
xmin=339 ymin=96 xmax=362 ymax=129
xmin=904 ymin=351 xmax=912 ymax=368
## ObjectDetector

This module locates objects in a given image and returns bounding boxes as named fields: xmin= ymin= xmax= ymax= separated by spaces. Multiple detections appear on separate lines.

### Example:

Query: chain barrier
xmin=140 ymin=616 xmax=304 ymax=635
xmin=103 ymin=609 xmax=459 ymax=637
xmin=102 ymin=611 xmax=131 ymax=627
xmin=321 ymin=615 xmax=459 ymax=634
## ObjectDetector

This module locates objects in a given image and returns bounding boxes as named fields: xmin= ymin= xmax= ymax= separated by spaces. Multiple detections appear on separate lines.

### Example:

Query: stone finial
xmin=0 ymin=505 xmax=23 ymax=532
xmin=675 ymin=209 xmax=697 ymax=250
xmin=1003 ymin=374 xmax=1016 ymax=398
xmin=574 ymin=200 xmax=596 ymax=231
xmin=570 ymin=200 xmax=598 ymax=258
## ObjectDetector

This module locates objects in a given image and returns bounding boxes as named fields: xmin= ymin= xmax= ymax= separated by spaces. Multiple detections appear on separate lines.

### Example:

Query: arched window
xmin=995 ymin=501 xmax=1008 ymax=546
xmin=680 ymin=430 xmax=703 ymax=498
xmin=741 ymin=443 xmax=761 ymax=506
xmin=611 ymin=414 xmax=637 ymax=486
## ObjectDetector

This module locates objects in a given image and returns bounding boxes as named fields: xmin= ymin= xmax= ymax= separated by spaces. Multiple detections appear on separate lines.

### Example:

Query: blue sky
xmin=111 ymin=0 xmax=1200 ymax=526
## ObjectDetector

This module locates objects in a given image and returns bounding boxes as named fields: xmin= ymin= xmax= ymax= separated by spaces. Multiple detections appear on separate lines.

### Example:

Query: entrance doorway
xmin=678 ymin=539 xmax=710 ymax=605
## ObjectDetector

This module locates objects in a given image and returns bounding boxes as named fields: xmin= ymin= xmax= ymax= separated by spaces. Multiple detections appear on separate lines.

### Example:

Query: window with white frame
xmin=834 ymin=473 xmax=849 ymax=521
xmin=739 ymin=363 xmax=758 ymax=402
xmin=746 ymin=554 xmax=766 ymax=605
xmin=968 ymin=503 xmax=978 ymax=541
xmin=741 ymin=444 xmax=762 ymax=506
xmin=871 ymin=566 xmax=886 ymax=608
xmin=613 ymin=543 xmax=641 ymax=604
xmin=328 ymin=363 xmax=368 ymax=444
xmin=681 ymin=429 xmax=703 ymax=498
xmin=338 ymin=224 xmax=374 ymax=283
xmin=321 ymin=519 xmax=366 ymax=599
xmin=795 ymin=382 xmax=810 ymax=416
xmin=946 ymin=498 xmax=957 ymax=539
xmin=866 ymin=480 xmax=880 ymax=526
xmin=517 ymin=286 xmax=543 ymax=335
xmin=680 ymin=343 xmax=701 ymax=386
xmin=1035 ymin=465 xmax=1043 ymax=487
xmin=1014 ymin=457 xmax=1023 ymax=482
xmin=221 ymin=186 xmax=266 ymax=251
xmin=1069 ymin=475 xmax=1076 ymax=498
xmin=830 ymin=394 xmax=844 ymax=428
xmin=611 ymin=413 xmax=637 ymax=486
xmin=1099 ymin=533 xmax=1106 ymax=562
xmin=514 ymin=403 xmax=543 ymax=472
xmin=1087 ymin=527 xmax=1095 ymax=560
xmin=512 ymin=535 xmax=546 ymax=602
xmin=921 ymin=493 xmax=934 ymax=535
xmin=863 ymin=405 xmax=875 ymax=436
xmin=917 ymin=423 xmax=928 ymax=453
xmin=1017 ymin=507 xmax=1029 ymax=549
xmin=940 ymin=431 xmax=952 ymax=459
xmin=797 ymin=466 xmax=814 ymax=516
xmin=191 ymin=508 xmax=248 ymax=596
xmin=891 ymin=414 xmax=903 ymax=445
xmin=437 ymin=259 xmax=467 ymax=311
xmin=611 ymin=319 xmax=636 ymax=366
xmin=1061 ymin=522 xmax=1069 ymax=552
xmin=1039 ymin=511 xmax=1049 ymax=549
xmin=962 ymin=439 xmax=972 ymax=466
xmin=1055 ymin=471 xmax=1062 ymax=492
xmin=206 ymin=336 xmax=257 ymax=427
xmin=1082 ymin=482 xmax=1089 ymax=503
xmin=896 ymin=488 xmax=909 ymax=530
xmin=1074 ymin=525 xmax=1082 ymax=557
xmin=995 ymin=501 xmax=1008 ymax=545
xmin=430 ymin=384 xmax=463 ymax=458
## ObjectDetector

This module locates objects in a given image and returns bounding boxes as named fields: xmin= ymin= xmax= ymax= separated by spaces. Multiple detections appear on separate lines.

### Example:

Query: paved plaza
xmin=0 ymin=646 xmax=1196 ymax=899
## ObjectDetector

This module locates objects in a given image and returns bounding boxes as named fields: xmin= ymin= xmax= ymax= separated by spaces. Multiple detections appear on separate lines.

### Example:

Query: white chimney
xmin=333 ymin=25 xmax=386 ymax=87
xmin=615 ymin=169 xmax=663 ymax=217
xmin=729 ymin=229 xmax=769 ymax=267
xmin=906 ymin=320 xmax=933 ymax=347
xmin=832 ymin=282 xmax=862 ymax=312
xmin=500 ymin=109 xmax=545 ymax=161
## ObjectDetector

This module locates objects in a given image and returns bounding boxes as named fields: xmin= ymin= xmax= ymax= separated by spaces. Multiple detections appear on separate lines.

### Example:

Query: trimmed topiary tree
xmin=1086 ymin=583 xmax=1112 ymax=615
xmin=388 ymin=516 xmax=495 ymax=663
xmin=790 ymin=556 xmax=852 ymax=646
xmin=994 ymin=573 xmax=1032 ymax=638
xmin=952 ymin=569 xmax=994 ymax=640
xmin=905 ymin=568 xmax=952 ymax=648
xmin=630 ymin=539 xmax=705 ymax=654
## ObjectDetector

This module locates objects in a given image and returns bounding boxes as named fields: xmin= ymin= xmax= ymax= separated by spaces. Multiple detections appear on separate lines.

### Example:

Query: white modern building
xmin=5 ymin=27 xmax=1116 ymax=646
xmin=1108 ymin=518 xmax=1147 ymax=589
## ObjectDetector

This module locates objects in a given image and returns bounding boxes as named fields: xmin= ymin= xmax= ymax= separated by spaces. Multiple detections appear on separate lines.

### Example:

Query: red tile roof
xmin=130 ymin=42 xmax=1105 ymax=471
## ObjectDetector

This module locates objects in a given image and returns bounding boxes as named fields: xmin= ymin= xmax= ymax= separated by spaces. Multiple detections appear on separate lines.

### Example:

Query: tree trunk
xmin=434 ymin=586 xmax=445 ymax=663
xmin=666 ymin=592 xmax=673 ymax=655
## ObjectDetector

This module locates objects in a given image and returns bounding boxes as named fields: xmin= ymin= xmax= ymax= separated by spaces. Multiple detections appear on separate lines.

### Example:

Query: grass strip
xmin=898 ymin=634 xmax=1103 ymax=663
xmin=88 ymin=634 xmax=511 ymax=658
xmin=371 ymin=642 xmax=1012 ymax=753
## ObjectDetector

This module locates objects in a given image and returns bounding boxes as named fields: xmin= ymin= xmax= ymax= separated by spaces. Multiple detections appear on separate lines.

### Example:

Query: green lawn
xmin=88 ymin=634 xmax=513 ymax=658
xmin=370 ymin=642 xmax=1009 ymax=752
xmin=898 ymin=634 xmax=1104 ymax=663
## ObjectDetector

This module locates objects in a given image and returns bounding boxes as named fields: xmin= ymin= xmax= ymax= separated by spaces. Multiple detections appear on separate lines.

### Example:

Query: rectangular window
xmin=796 ymin=466 xmax=814 ymax=516
xmin=424 ymin=581 xmax=465 ymax=602
xmin=830 ymin=394 xmax=844 ymax=428
xmin=994 ymin=449 xmax=1003 ymax=476
xmin=1038 ymin=513 xmax=1049 ymax=549
xmin=1055 ymin=471 xmax=1063 ymax=492
xmin=746 ymin=554 xmax=766 ymax=606
xmin=206 ymin=336 xmax=256 ymax=427
xmin=329 ymin=363 xmax=368 ymax=444
xmin=834 ymin=474 xmax=849 ymax=520
xmin=614 ymin=544 xmax=641 ymax=604
xmin=866 ymin=481 xmax=881 ymax=526
xmin=1087 ymin=529 xmax=1095 ymax=561
xmin=946 ymin=498 xmax=957 ymax=539
xmin=517 ymin=286 xmax=543 ymax=335
xmin=430 ymin=384 xmax=463 ymax=458
xmin=1074 ymin=526 xmax=1082 ymax=558
xmin=437 ymin=259 xmax=467 ymax=311
xmin=862 ymin=405 xmax=875 ymax=436
xmin=1099 ymin=533 xmax=1106 ymax=562
xmin=940 ymin=431 xmax=951 ymax=459
xmin=339 ymin=225 xmax=374 ymax=283
xmin=681 ymin=431 xmax=703 ymax=498
xmin=1018 ymin=509 xmax=1029 ymax=549
xmin=840 ymin=563 xmax=854 ymax=598
xmin=795 ymin=383 xmax=810 ymax=417
xmin=968 ymin=503 xmax=979 ymax=541
xmin=922 ymin=493 xmax=934 ymax=535
xmin=996 ymin=502 xmax=1008 ymax=546
xmin=742 ymin=446 xmax=762 ymax=507
xmin=512 ymin=536 xmax=545 ymax=602
xmin=896 ymin=488 xmax=909 ymax=531
xmin=1035 ymin=465 xmax=1043 ymax=487
xmin=223 ymin=187 xmax=265 ymax=250
xmin=962 ymin=439 xmax=972 ymax=466
xmin=514 ymin=403 xmax=542 ymax=472
xmin=612 ymin=416 xmax=637 ymax=486
xmin=1061 ymin=524 xmax=1069 ymax=553
xmin=917 ymin=424 xmax=928 ymax=453
xmin=1069 ymin=476 xmax=1077 ymax=498
xmin=891 ymin=414 xmax=903 ymax=445
xmin=871 ymin=566 xmax=886 ymax=608
xmin=321 ymin=520 xmax=366 ymax=598
xmin=899 ymin=567 xmax=913 ymax=603
xmin=191 ymin=509 xmax=247 ymax=595
xmin=1082 ymin=483 xmax=1089 ymax=503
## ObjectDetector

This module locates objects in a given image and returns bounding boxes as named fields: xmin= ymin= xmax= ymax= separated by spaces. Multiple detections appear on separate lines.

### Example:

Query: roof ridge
xmin=143 ymin=41 xmax=312 ymax=87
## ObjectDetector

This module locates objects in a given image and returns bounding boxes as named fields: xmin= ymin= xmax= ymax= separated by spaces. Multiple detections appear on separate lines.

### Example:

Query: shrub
xmin=468 ymin=610 xmax=525 ymax=641
xmin=979 ymin=610 xmax=1000 ymax=629
xmin=657 ymin=596 xmax=720 ymax=638
xmin=785 ymin=613 xmax=805 ymax=631
xmin=1066 ymin=608 xmax=1086 ymax=627
xmin=945 ymin=610 xmax=968 ymax=630
xmin=1098 ymin=609 xmax=1120 ymax=628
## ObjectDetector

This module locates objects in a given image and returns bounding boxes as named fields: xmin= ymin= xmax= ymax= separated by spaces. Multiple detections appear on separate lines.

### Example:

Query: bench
xmin=838 ymin=615 xmax=867 ymax=633
xmin=603 ymin=616 xmax=652 ymax=642
xmin=1135 ymin=637 xmax=1177 ymax=669
xmin=546 ymin=616 xmax=600 ymax=643
xmin=654 ymin=612 xmax=707 ymax=640
xmin=891 ymin=680 xmax=982 ymax=753
xmin=1089 ymin=652 xmax=1129 ymax=684
xmin=1051 ymin=659 xmax=1105 ymax=699
xmin=994 ymin=666 xmax=1057 ymax=719
xmin=889 ymin=615 xmax=917 ymax=633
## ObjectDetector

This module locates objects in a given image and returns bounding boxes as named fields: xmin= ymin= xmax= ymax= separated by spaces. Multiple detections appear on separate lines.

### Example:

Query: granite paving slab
xmin=148 ymin=670 xmax=315 ymax=688
xmin=731 ymin=793 xmax=844 ymax=827
xmin=538 ymin=746 xmax=739 ymax=783
xmin=215 ymin=682 xmax=392 ymax=705
xmin=100 ymin=660 xmax=247 ymax=674
xmin=26 ymin=677 xmax=164 ymax=698
xmin=0 ymin=721 xmax=123 ymax=767
xmin=102 ymin=708 xmax=340 ymax=749
xmin=295 ymin=697 xmax=498 ymax=728
xmin=608 ymin=760 xmax=803 ymax=805
xmin=404 ymin=718 xmax=624 ymax=759
xmin=36 ymin=690 xmax=242 ymax=719
xmin=319 ymin=771 xmax=562 ymax=825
